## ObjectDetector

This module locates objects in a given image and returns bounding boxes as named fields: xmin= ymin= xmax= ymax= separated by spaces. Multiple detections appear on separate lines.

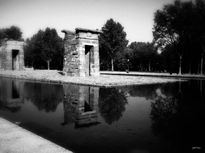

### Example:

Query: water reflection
xmin=0 ymin=77 xmax=205 ymax=153
xmin=151 ymin=88 xmax=179 ymax=137
xmin=0 ymin=78 xmax=24 ymax=112
xmin=23 ymin=82 xmax=63 ymax=112
xmin=150 ymin=81 xmax=205 ymax=152
xmin=99 ymin=88 xmax=128 ymax=124
xmin=63 ymin=85 xmax=100 ymax=128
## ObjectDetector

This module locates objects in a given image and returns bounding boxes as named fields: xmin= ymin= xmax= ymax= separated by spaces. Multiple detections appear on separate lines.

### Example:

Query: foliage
xmin=24 ymin=28 xmax=64 ymax=70
xmin=153 ymin=0 xmax=205 ymax=74
xmin=99 ymin=18 xmax=128 ymax=71
xmin=0 ymin=26 xmax=22 ymax=41
xmin=99 ymin=88 xmax=127 ymax=124
xmin=127 ymin=42 xmax=160 ymax=72
xmin=24 ymin=82 xmax=63 ymax=112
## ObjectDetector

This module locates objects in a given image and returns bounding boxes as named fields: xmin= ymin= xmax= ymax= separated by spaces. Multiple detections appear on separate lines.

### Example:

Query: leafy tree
xmin=195 ymin=0 xmax=205 ymax=74
xmin=0 ymin=26 xmax=22 ymax=42
xmin=99 ymin=18 xmax=128 ymax=71
xmin=128 ymin=42 xmax=159 ymax=72
xmin=153 ymin=0 xmax=205 ymax=74
xmin=0 ymin=29 xmax=6 ymax=41
xmin=4 ymin=26 xmax=22 ymax=40
xmin=114 ymin=47 xmax=132 ymax=71
xmin=24 ymin=28 xmax=64 ymax=70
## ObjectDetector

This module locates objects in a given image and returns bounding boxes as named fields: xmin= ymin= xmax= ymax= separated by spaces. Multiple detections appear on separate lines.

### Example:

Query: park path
xmin=0 ymin=70 xmax=182 ymax=87
xmin=0 ymin=118 xmax=72 ymax=153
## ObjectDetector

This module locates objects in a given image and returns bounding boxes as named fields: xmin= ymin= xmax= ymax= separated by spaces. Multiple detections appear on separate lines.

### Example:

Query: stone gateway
xmin=62 ymin=28 xmax=101 ymax=77
xmin=0 ymin=40 xmax=24 ymax=70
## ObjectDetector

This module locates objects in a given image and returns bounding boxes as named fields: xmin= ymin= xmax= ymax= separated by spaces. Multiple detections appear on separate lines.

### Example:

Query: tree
xmin=195 ymin=0 xmax=205 ymax=75
xmin=0 ymin=26 xmax=22 ymax=42
xmin=24 ymin=28 xmax=64 ymax=70
xmin=128 ymin=42 xmax=159 ymax=72
xmin=99 ymin=18 xmax=128 ymax=71
xmin=153 ymin=0 xmax=205 ymax=74
xmin=0 ymin=29 xmax=6 ymax=41
xmin=114 ymin=47 xmax=132 ymax=71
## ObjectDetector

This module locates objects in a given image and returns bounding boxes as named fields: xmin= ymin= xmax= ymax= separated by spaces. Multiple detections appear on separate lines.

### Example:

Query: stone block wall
xmin=0 ymin=40 xmax=24 ymax=70
xmin=62 ymin=28 xmax=101 ymax=77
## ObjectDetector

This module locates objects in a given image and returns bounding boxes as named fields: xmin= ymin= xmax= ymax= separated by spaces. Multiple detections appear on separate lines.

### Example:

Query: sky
xmin=0 ymin=0 xmax=183 ymax=43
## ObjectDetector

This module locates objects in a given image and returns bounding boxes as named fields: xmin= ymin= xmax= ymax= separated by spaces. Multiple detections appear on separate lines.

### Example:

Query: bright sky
xmin=0 ymin=0 xmax=183 ymax=43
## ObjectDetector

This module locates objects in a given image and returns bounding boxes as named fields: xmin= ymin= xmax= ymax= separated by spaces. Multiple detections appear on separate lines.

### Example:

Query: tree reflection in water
xmin=99 ymin=88 xmax=128 ymax=124
xmin=151 ymin=88 xmax=179 ymax=137
xmin=150 ymin=81 xmax=205 ymax=153
xmin=24 ymin=82 xmax=63 ymax=112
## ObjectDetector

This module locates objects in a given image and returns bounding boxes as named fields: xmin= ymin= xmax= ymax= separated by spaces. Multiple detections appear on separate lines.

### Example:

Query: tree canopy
xmin=24 ymin=27 xmax=64 ymax=70
xmin=0 ymin=26 xmax=22 ymax=42
xmin=99 ymin=18 xmax=128 ymax=71
xmin=153 ymin=0 xmax=205 ymax=74
xmin=127 ymin=42 xmax=160 ymax=72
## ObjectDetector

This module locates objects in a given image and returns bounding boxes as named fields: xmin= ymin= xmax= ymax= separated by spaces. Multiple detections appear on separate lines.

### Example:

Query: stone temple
xmin=0 ymin=40 xmax=24 ymax=70
xmin=62 ymin=28 xmax=101 ymax=77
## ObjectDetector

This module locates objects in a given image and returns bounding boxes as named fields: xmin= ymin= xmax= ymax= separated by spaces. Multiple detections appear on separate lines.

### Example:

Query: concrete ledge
xmin=101 ymin=71 xmax=205 ymax=80
xmin=0 ymin=117 xmax=72 ymax=153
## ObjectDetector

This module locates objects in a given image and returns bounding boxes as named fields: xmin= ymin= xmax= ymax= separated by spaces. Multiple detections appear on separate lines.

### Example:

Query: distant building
xmin=62 ymin=28 xmax=101 ymax=77
xmin=0 ymin=40 xmax=24 ymax=70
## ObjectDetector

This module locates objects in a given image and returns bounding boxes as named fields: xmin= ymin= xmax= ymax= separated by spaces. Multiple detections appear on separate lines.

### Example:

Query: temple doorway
xmin=85 ymin=45 xmax=94 ymax=76
xmin=12 ymin=49 xmax=19 ymax=70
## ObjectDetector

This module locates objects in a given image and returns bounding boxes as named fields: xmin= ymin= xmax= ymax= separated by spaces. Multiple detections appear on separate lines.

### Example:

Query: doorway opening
xmin=12 ymin=50 xmax=19 ymax=70
xmin=85 ymin=45 xmax=94 ymax=76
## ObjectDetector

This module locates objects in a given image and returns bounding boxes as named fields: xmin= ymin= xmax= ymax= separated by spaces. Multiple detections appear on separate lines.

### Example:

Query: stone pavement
xmin=0 ymin=118 xmax=72 ymax=153
xmin=0 ymin=70 xmax=182 ymax=87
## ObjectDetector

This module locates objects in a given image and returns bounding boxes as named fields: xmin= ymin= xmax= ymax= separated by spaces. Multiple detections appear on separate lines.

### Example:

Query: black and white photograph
xmin=0 ymin=0 xmax=205 ymax=153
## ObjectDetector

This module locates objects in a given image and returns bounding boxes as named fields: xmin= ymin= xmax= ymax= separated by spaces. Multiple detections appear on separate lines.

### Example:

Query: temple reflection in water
xmin=63 ymin=85 xmax=100 ymax=128
xmin=0 ymin=78 xmax=101 ymax=128
xmin=0 ymin=77 xmax=205 ymax=153
xmin=0 ymin=78 xmax=24 ymax=112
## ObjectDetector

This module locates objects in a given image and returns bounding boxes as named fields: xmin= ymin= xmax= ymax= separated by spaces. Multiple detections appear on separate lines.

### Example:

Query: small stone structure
xmin=62 ymin=28 xmax=101 ymax=77
xmin=0 ymin=40 xmax=24 ymax=70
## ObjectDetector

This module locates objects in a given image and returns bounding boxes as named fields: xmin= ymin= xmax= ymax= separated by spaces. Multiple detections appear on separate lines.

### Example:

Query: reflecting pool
xmin=0 ymin=77 xmax=205 ymax=153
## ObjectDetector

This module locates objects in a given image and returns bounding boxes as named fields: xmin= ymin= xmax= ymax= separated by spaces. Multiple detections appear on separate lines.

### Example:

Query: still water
xmin=0 ymin=77 xmax=205 ymax=153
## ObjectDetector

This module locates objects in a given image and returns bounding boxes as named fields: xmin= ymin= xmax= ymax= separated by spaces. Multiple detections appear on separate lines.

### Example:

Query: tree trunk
xmin=111 ymin=58 xmax=114 ymax=71
xmin=148 ymin=62 xmax=151 ymax=72
xmin=200 ymin=52 xmax=204 ymax=75
xmin=179 ymin=55 xmax=182 ymax=75
xmin=140 ymin=63 xmax=142 ymax=71
xmin=47 ymin=60 xmax=50 ymax=70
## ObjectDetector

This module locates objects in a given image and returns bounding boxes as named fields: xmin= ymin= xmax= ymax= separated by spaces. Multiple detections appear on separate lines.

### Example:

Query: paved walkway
xmin=0 ymin=118 xmax=72 ymax=153
xmin=0 ymin=70 xmax=182 ymax=87
xmin=100 ymin=71 xmax=205 ymax=80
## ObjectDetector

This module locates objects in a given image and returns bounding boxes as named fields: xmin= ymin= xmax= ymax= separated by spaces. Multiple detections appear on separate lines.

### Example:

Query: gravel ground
xmin=0 ymin=70 xmax=183 ymax=87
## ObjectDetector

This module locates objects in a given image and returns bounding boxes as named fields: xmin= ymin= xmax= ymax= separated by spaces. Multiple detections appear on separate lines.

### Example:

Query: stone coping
xmin=101 ymin=71 xmax=205 ymax=80
xmin=0 ymin=117 xmax=72 ymax=153
xmin=0 ymin=70 xmax=183 ymax=87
